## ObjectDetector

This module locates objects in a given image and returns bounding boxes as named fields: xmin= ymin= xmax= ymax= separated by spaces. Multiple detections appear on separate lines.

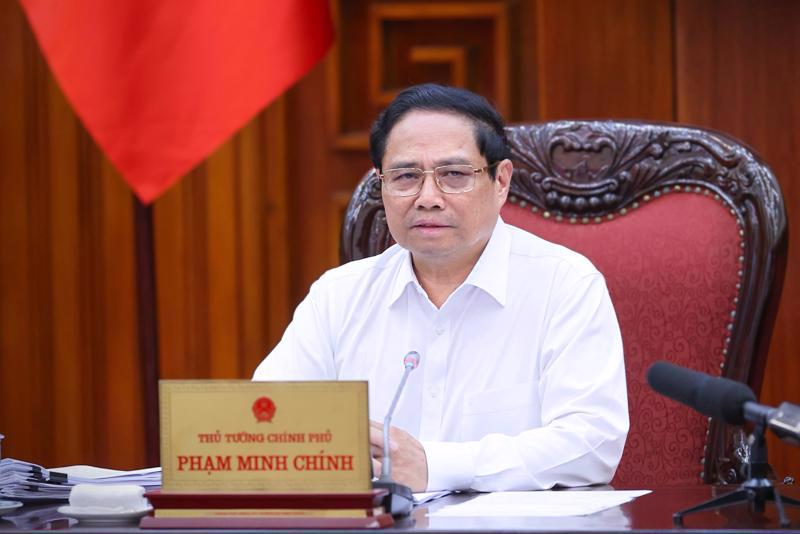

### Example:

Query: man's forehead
xmin=383 ymin=110 xmax=481 ymax=165
xmin=387 ymin=109 xmax=475 ymax=135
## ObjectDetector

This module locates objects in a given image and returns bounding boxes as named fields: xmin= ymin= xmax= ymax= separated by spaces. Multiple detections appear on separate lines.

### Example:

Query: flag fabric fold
xmin=20 ymin=0 xmax=334 ymax=202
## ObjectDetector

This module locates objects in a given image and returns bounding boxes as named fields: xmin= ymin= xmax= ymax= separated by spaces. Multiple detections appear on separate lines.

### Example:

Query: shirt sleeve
xmin=422 ymin=272 xmax=629 ymax=491
xmin=252 ymin=282 xmax=337 ymax=381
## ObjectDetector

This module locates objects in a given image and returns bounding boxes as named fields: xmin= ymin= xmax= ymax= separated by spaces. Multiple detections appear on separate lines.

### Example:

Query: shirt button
xmin=434 ymin=327 xmax=445 ymax=335
xmin=428 ymin=386 xmax=441 ymax=398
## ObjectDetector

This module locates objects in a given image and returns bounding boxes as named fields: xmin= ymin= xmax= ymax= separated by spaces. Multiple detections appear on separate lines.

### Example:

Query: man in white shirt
xmin=253 ymin=84 xmax=628 ymax=492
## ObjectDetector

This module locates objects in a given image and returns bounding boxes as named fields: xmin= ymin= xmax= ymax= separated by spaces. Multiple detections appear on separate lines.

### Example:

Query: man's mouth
xmin=412 ymin=220 xmax=450 ymax=229
xmin=410 ymin=221 xmax=452 ymax=236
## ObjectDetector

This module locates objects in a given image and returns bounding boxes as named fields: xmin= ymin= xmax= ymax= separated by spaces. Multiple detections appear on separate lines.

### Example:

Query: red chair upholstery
xmin=341 ymin=121 xmax=787 ymax=486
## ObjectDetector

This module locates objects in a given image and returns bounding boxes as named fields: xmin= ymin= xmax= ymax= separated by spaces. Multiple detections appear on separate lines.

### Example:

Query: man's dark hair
xmin=369 ymin=84 xmax=511 ymax=179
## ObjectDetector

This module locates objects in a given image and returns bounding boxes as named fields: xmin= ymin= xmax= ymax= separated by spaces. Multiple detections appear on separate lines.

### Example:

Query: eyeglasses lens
xmin=383 ymin=165 xmax=476 ymax=196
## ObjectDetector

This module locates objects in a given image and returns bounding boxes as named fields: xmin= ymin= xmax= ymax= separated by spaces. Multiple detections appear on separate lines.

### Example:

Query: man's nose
xmin=414 ymin=171 xmax=444 ymax=209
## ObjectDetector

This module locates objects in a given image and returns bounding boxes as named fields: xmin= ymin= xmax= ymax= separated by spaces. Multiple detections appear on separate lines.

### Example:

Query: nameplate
xmin=159 ymin=381 xmax=370 ymax=492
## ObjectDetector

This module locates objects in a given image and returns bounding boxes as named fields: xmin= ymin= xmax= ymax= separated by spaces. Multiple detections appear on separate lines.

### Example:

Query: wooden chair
xmin=340 ymin=121 xmax=787 ymax=486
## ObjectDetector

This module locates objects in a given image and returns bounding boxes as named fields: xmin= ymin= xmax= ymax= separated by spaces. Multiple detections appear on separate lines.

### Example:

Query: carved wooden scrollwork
xmin=507 ymin=121 xmax=785 ymax=238
xmin=340 ymin=169 xmax=390 ymax=263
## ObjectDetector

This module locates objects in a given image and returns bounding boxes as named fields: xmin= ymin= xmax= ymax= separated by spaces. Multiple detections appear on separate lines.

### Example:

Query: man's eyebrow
xmin=434 ymin=157 xmax=472 ymax=166
xmin=385 ymin=160 xmax=419 ymax=169
xmin=385 ymin=157 xmax=474 ymax=169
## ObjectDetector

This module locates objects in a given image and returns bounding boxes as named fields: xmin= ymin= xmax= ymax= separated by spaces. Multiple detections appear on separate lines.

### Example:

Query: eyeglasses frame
xmin=378 ymin=162 xmax=500 ymax=197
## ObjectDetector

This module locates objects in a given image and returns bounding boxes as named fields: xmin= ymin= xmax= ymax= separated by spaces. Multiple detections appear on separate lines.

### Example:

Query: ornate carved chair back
xmin=341 ymin=120 xmax=787 ymax=486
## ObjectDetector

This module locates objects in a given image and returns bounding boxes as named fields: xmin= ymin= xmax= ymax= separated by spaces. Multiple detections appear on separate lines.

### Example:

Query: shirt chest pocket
xmin=460 ymin=380 xmax=541 ymax=441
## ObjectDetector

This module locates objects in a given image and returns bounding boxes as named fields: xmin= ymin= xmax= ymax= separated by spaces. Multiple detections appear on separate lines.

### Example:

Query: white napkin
xmin=68 ymin=484 xmax=149 ymax=513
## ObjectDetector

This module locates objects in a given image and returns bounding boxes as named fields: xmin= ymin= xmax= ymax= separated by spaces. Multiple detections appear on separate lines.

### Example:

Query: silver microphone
xmin=372 ymin=351 xmax=420 ymax=516
xmin=379 ymin=350 xmax=420 ymax=481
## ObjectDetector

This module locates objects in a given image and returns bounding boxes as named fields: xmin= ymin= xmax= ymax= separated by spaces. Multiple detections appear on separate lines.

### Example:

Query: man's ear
xmin=495 ymin=159 xmax=513 ymax=201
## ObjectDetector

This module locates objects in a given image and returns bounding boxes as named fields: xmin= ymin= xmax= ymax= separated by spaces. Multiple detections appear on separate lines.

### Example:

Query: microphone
xmin=647 ymin=361 xmax=800 ymax=445
xmin=647 ymin=361 xmax=756 ymax=424
xmin=380 ymin=351 xmax=420 ymax=480
xmin=373 ymin=350 xmax=420 ymax=516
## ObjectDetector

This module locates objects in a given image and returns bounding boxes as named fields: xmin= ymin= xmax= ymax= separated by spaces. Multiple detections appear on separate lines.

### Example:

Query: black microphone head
xmin=647 ymin=361 xmax=756 ymax=425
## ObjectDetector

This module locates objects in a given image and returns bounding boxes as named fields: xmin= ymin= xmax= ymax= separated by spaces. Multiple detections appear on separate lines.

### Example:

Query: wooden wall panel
xmin=286 ymin=61 xmax=347 ymax=303
xmin=675 ymin=0 xmax=800 ymax=481
xmin=1 ymin=1 xmax=42 ymax=463
xmin=89 ymin=157 xmax=143 ymax=469
xmin=47 ymin=51 xmax=84 ymax=468
xmin=154 ymin=104 xmax=290 ymax=381
xmin=534 ymin=0 xmax=674 ymax=121
xmin=1 ymin=1 xmax=291 ymax=468
xmin=241 ymin=106 xmax=291 ymax=374
xmin=0 ymin=1 xmax=143 ymax=469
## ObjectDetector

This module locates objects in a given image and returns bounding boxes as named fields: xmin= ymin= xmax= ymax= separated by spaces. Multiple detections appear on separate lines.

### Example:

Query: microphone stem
xmin=380 ymin=366 xmax=412 ymax=481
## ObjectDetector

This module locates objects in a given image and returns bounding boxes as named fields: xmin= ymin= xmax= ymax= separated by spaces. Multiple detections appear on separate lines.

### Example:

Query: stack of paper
xmin=430 ymin=490 xmax=651 ymax=517
xmin=0 ymin=458 xmax=161 ymax=502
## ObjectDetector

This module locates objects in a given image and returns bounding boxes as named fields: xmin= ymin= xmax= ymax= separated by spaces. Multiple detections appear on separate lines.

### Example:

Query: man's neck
xmin=412 ymin=248 xmax=485 ymax=309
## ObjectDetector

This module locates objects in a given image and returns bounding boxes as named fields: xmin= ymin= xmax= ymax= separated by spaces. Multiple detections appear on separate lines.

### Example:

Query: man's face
xmin=380 ymin=110 xmax=511 ymax=268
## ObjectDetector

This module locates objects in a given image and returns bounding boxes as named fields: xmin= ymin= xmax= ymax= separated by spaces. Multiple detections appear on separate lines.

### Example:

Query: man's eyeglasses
xmin=379 ymin=163 xmax=497 ymax=197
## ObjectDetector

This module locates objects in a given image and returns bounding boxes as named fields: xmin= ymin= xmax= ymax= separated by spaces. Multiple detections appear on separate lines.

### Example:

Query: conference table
xmin=1 ymin=486 xmax=800 ymax=533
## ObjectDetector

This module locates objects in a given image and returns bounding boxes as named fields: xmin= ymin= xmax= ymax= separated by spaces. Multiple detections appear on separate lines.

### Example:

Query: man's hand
xmin=370 ymin=420 xmax=428 ymax=492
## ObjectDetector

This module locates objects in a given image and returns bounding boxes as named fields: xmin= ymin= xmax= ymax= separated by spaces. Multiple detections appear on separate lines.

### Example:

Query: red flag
xmin=19 ymin=0 xmax=333 ymax=203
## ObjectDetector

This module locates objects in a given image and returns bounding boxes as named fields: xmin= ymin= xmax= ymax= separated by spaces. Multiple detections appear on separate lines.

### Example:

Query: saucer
xmin=0 ymin=500 xmax=23 ymax=515
xmin=57 ymin=505 xmax=152 ymax=523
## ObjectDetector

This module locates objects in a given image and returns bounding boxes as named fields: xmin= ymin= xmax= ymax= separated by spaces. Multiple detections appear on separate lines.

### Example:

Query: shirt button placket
xmin=419 ymin=320 xmax=448 ymax=440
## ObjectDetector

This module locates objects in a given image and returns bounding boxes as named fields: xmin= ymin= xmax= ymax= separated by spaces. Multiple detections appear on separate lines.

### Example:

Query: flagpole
xmin=133 ymin=196 xmax=160 ymax=467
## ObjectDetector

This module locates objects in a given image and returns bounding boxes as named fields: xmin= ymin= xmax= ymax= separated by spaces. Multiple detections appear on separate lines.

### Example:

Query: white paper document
xmin=429 ymin=490 xmax=651 ymax=517
xmin=413 ymin=490 xmax=451 ymax=505
xmin=48 ymin=465 xmax=162 ymax=483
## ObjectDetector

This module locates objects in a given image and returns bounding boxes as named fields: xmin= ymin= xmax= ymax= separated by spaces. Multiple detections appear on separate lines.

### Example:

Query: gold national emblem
xmin=252 ymin=396 xmax=276 ymax=423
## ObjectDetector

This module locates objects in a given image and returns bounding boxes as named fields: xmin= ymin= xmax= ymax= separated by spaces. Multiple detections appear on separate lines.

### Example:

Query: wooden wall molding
xmin=329 ymin=0 xmax=509 ymax=150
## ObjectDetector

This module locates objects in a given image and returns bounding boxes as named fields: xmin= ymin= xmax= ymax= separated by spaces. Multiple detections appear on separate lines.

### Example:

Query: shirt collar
xmin=388 ymin=247 xmax=420 ymax=307
xmin=387 ymin=217 xmax=510 ymax=308
xmin=462 ymin=216 xmax=509 ymax=307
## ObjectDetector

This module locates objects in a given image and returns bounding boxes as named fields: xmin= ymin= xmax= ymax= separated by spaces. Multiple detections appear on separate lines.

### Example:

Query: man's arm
xmin=252 ymin=286 xmax=337 ymax=380
xmin=380 ymin=273 xmax=628 ymax=492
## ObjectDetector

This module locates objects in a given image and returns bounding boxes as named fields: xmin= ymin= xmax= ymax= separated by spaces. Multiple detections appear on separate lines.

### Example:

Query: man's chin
xmin=406 ymin=244 xmax=456 ymax=263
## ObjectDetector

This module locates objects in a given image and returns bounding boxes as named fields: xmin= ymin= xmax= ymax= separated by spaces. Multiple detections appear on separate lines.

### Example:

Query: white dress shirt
xmin=253 ymin=218 xmax=629 ymax=492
